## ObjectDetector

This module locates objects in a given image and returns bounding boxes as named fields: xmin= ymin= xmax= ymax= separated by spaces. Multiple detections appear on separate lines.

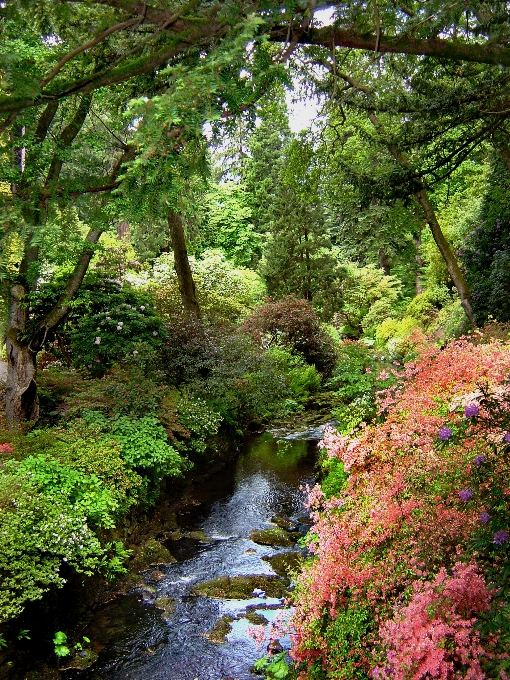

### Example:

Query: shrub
xmin=267 ymin=347 xmax=322 ymax=403
xmin=151 ymin=249 xmax=264 ymax=325
xmin=82 ymin=411 xmax=186 ymax=482
xmin=240 ymin=296 xmax=337 ymax=376
xmin=291 ymin=337 xmax=510 ymax=679
xmin=177 ymin=397 xmax=222 ymax=453
xmin=67 ymin=277 xmax=164 ymax=376
xmin=159 ymin=315 xmax=219 ymax=386
xmin=0 ymin=475 xmax=105 ymax=623
xmin=325 ymin=341 xmax=397 ymax=432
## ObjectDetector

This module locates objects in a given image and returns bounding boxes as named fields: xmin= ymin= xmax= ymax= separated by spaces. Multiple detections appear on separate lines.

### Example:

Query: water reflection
xmin=66 ymin=433 xmax=318 ymax=680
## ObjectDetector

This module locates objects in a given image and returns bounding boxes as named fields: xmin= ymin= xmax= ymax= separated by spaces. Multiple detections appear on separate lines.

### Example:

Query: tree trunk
xmin=365 ymin=111 xmax=475 ymax=326
xmin=414 ymin=235 xmax=424 ymax=295
xmin=378 ymin=247 xmax=391 ymax=275
xmin=5 ymin=284 xmax=39 ymax=423
xmin=167 ymin=211 xmax=200 ymax=317
xmin=414 ymin=189 xmax=475 ymax=325
xmin=500 ymin=149 xmax=510 ymax=173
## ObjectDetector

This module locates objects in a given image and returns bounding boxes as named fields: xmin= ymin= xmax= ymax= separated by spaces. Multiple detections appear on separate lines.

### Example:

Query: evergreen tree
xmin=242 ymin=87 xmax=292 ymax=235
xmin=260 ymin=136 xmax=343 ymax=319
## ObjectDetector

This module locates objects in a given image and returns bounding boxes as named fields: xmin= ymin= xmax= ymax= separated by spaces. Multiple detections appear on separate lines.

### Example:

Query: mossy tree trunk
xmin=167 ymin=211 xmax=201 ymax=317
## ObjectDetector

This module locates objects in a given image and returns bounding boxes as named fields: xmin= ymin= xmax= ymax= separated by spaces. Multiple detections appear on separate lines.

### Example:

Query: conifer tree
xmin=260 ymin=136 xmax=343 ymax=318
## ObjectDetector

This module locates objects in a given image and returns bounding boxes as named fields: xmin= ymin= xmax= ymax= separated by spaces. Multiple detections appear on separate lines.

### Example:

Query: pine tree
xmin=260 ymin=136 xmax=343 ymax=319
xmin=242 ymin=87 xmax=292 ymax=234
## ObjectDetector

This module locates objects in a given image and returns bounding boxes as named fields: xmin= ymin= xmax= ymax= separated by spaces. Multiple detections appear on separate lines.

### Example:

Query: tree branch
xmin=40 ymin=19 xmax=139 ymax=88
xmin=43 ymin=96 xmax=92 ymax=191
xmin=269 ymin=25 xmax=510 ymax=68
xmin=30 ymin=145 xmax=135 ymax=350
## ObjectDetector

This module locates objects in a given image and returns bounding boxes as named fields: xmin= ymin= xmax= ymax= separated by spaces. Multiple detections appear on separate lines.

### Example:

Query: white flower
xmin=153 ymin=331 xmax=158 ymax=336
xmin=94 ymin=337 xmax=101 ymax=345
xmin=132 ymin=350 xmax=138 ymax=355
xmin=140 ymin=305 xmax=145 ymax=311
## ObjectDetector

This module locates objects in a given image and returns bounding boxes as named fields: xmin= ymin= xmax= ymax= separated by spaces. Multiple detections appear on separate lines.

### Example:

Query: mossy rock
xmin=270 ymin=514 xmax=292 ymax=530
xmin=167 ymin=529 xmax=183 ymax=541
xmin=154 ymin=597 xmax=175 ymax=621
xmin=60 ymin=648 xmax=98 ymax=671
xmin=204 ymin=615 xmax=234 ymax=643
xmin=185 ymin=530 xmax=213 ymax=543
xmin=192 ymin=575 xmax=289 ymax=599
xmin=262 ymin=552 xmax=303 ymax=579
xmin=244 ymin=610 xmax=269 ymax=626
xmin=132 ymin=538 xmax=176 ymax=571
xmin=250 ymin=527 xmax=295 ymax=547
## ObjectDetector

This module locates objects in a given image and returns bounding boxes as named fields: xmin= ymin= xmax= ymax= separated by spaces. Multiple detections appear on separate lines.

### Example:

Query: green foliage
xmin=82 ymin=411 xmax=186 ymax=482
xmin=320 ymin=458 xmax=348 ymax=500
xmin=301 ymin=606 xmax=373 ymax=680
xmin=458 ymin=159 xmax=510 ymax=324
xmin=53 ymin=631 xmax=70 ymax=659
xmin=199 ymin=184 xmax=262 ymax=267
xmin=66 ymin=275 xmax=164 ymax=376
xmin=12 ymin=454 xmax=122 ymax=529
xmin=336 ymin=264 xmax=403 ymax=338
xmin=151 ymin=249 xmax=264 ymax=325
xmin=260 ymin=136 xmax=343 ymax=316
xmin=267 ymin=347 xmax=322 ymax=403
xmin=0 ymin=474 xmax=105 ymax=623
xmin=254 ymin=651 xmax=293 ymax=679
xmin=177 ymin=397 xmax=223 ymax=453
xmin=326 ymin=341 xmax=396 ymax=433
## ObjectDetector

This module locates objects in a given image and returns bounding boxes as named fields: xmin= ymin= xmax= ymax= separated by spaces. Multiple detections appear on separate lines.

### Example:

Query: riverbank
xmin=5 ymin=430 xmax=320 ymax=680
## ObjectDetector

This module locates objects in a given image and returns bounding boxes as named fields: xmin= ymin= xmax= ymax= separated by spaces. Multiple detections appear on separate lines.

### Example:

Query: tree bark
xmin=414 ymin=235 xmax=424 ymax=295
xmin=378 ymin=247 xmax=390 ymax=275
xmin=500 ymin=149 xmax=510 ymax=173
xmin=5 ymin=285 xmax=39 ymax=423
xmin=167 ymin=211 xmax=200 ymax=317
xmin=414 ymin=188 xmax=475 ymax=325
xmin=364 ymin=110 xmax=476 ymax=326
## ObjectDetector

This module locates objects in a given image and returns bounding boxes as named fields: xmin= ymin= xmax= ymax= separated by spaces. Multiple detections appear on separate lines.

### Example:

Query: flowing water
xmin=65 ymin=428 xmax=323 ymax=680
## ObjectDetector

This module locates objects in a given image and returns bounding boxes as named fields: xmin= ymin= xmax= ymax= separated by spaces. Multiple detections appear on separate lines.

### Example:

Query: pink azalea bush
xmin=291 ymin=335 xmax=510 ymax=679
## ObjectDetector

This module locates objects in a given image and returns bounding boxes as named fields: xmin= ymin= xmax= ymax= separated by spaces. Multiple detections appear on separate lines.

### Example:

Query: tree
xmin=242 ymin=87 xmax=292 ymax=234
xmin=260 ymin=136 xmax=343 ymax=318
xmin=199 ymin=183 xmax=261 ymax=268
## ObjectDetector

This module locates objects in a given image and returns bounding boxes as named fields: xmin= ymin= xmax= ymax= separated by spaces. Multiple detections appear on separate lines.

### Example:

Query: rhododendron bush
xmin=291 ymin=336 xmax=510 ymax=679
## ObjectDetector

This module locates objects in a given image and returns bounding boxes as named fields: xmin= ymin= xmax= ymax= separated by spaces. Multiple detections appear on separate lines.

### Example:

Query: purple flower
xmin=459 ymin=489 xmax=473 ymax=502
xmin=438 ymin=426 xmax=453 ymax=441
xmin=504 ymin=432 xmax=510 ymax=443
xmin=473 ymin=454 xmax=486 ymax=467
xmin=480 ymin=511 xmax=492 ymax=525
xmin=493 ymin=530 xmax=509 ymax=545
xmin=464 ymin=404 xmax=479 ymax=418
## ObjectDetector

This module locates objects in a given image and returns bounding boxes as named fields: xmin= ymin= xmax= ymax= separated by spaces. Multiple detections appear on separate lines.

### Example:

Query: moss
xmin=271 ymin=514 xmax=293 ymax=530
xmin=185 ymin=530 xmax=213 ymax=543
xmin=262 ymin=551 xmax=303 ymax=579
xmin=244 ymin=610 xmax=269 ymax=625
xmin=60 ymin=648 xmax=98 ymax=671
xmin=192 ymin=575 xmax=289 ymax=599
xmin=250 ymin=527 xmax=295 ymax=547
xmin=131 ymin=538 xmax=176 ymax=571
xmin=154 ymin=597 xmax=175 ymax=621
xmin=204 ymin=615 xmax=234 ymax=643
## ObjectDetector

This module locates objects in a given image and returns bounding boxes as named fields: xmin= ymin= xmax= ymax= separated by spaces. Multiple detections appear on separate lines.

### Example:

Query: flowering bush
xmin=67 ymin=277 xmax=164 ymax=376
xmin=291 ymin=336 xmax=510 ymax=679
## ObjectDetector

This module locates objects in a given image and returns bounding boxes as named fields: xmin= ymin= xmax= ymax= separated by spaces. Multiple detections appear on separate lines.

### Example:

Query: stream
xmin=64 ymin=427 xmax=323 ymax=680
